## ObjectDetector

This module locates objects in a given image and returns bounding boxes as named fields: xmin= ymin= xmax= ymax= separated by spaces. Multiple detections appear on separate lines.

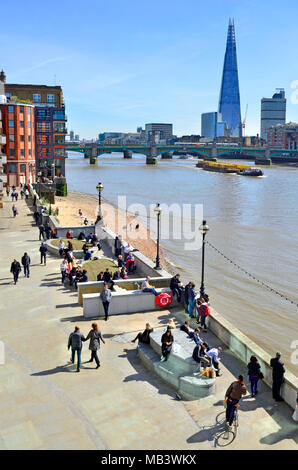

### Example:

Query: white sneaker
xmin=160 ymin=356 xmax=165 ymax=362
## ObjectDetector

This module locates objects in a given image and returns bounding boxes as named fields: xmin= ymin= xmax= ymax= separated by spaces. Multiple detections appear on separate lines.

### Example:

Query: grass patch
xmin=83 ymin=258 xmax=118 ymax=281
xmin=51 ymin=238 xmax=92 ymax=250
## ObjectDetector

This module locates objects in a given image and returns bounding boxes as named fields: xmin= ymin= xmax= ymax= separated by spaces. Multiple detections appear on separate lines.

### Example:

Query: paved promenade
xmin=0 ymin=195 xmax=297 ymax=450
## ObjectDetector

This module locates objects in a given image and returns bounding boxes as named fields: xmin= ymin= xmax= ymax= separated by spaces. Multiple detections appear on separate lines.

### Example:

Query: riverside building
xmin=261 ymin=89 xmax=286 ymax=141
xmin=1 ymin=70 xmax=67 ymax=179
xmin=267 ymin=122 xmax=298 ymax=150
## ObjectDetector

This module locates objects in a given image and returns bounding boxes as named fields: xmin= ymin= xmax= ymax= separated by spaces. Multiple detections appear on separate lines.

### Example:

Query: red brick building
xmin=1 ymin=102 xmax=36 ymax=187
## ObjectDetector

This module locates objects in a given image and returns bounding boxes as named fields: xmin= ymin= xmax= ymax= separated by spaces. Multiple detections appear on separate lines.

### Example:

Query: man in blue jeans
xmin=68 ymin=326 xmax=86 ymax=372
xmin=142 ymin=276 xmax=158 ymax=296
xmin=39 ymin=242 xmax=47 ymax=265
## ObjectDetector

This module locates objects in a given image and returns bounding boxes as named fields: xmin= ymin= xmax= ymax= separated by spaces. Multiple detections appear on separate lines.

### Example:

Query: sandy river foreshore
xmin=54 ymin=191 xmax=175 ymax=273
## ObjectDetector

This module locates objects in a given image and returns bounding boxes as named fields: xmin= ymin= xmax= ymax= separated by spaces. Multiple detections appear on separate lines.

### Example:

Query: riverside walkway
xmin=0 ymin=194 xmax=297 ymax=450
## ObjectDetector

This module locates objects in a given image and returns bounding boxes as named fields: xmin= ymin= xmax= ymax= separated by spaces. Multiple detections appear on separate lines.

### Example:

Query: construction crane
xmin=232 ymin=104 xmax=248 ymax=137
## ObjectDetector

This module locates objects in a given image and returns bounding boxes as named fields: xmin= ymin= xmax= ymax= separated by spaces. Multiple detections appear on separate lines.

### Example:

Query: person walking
xmin=14 ymin=192 xmax=19 ymax=201
xmin=10 ymin=259 xmax=22 ymax=284
xmin=38 ymin=224 xmax=45 ymax=241
xmin=20 ymin=189 xmax=25 ymax=200
xmin=247 ymin=355 xmax=263 ymax=397
xmin=270 ymin=352 xmax=285 ymax=402
xmin=21 ymin=252 xmax=31 ymax=278
xmin=85 ymin=323 xmax=105 ymax=369
xmin=25 ymin=188 xmax=29 ymax=200
xmin=6 ymin=186 xmax=10 ymax=197
xmin=39 ymin=242 xmax=48 ymax=265
xmin=100 ymin=283 xmax=112 ymax=321
xmin=45 ymin=223 xmax=51 ymax=240
xmin=11 ymin=191 xmax=15 ymax=202
xmin=225 ymin=375 xmax=247 ymax=427
xmin=12 ymin=204 xmax=17 ymax=218
xmin=67 ymin=326 xmax=86 ymax=372
xmin=184 ymin=281 xmax=191 ymax=313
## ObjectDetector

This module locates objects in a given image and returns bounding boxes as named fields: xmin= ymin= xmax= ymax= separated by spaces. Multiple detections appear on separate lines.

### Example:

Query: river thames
xmin=66 ymin=152 xmax=298 ymax=374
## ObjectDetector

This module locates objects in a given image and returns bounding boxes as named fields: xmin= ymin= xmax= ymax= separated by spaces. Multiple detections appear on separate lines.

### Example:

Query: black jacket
xmin=21 ymin=255 xmax=31 ymax=266
xmin=10 ymin=261 xmax=21 ymax=273
xmin=270 ymin=357 xmax=285 ymax=380
xmin=170 ymin=276 xmax=181 ymax=291
xmin=247 ymin=361 xmax=261 ymax=377
xmin=180 ymin=324 xmax=190 ymax=335
xmin=39 ymin=245 xmax=48 ymax=254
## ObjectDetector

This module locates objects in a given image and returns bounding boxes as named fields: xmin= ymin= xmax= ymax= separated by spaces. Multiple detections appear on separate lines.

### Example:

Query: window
xmin=53 ymin=110 xmax=65 ymax=120
xmin=54 ymin=148 xmax=65 ymax=157
xmin=54 ymin=135 xmax=65 ymax=145
xmin=33 ymin=94 xmax=41 ymax=102
xmin=28 ymin=135 xmax=31 ymax=142
xmin=20 ymin=164 xmax=26 ymax=173
xmin=8 ymin=105 xmax=14 ymax=113
xmin=20 ymin=135 xmax=25 ymax=142
xmin=37 ymin=122 xmax=51 ymax=132
xmin=9 ymin=134 xmax=15 ymax=142
xmin=9 ymin=149 xmax=15 ymax=156
xmin=47 ymin=94 xmax=55 ymax=103
xmin=29 ymin=149 xmax=31 ymax=156
xmin=9 ymin=120 xmax=14 ymax=127
xmin=54 ymin=122 xmax=66 ymax=133
xmin=9 ymin=164 xmax=16 ymax=173
xmin=5 ymin=92 xmax=11 ymax=98
xmin=20 ymin=121 xmax=24 ymax=128
xmin=36 ymin=108 xmax=51 ymax=119
xmin=21 ymin=149 xmax=25 ymax=157
xmin=38 ymin=135 xmax=50 ymax=145
xmin=19 ymin=106 xmax=24 ymax=113
xmin=28 ymin=121 xmax=31 ymax=128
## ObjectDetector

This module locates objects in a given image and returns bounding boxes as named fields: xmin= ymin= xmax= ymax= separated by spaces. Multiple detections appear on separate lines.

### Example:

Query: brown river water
xmin=66 ymin=152 xmax=298 ymax=375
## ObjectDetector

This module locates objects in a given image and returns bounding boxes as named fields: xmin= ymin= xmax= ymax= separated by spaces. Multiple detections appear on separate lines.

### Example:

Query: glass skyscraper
xmin=218 ymin=19 xmax=242 ymax=137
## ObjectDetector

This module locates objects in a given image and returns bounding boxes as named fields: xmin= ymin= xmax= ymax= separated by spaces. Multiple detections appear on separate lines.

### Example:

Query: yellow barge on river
xmin=196 ymin=160 xmax=264 ymax=176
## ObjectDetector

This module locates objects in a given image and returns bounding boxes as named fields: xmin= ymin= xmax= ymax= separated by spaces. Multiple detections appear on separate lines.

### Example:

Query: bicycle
xmin=224 ymin=399 xmax=240 ymax=439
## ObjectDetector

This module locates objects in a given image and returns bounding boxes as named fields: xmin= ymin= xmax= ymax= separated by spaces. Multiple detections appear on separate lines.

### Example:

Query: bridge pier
xmin=161 ymin=152 xmax=173 ymax=159
xmin=255 ymin=146 xmax=272 ymax=165
xmin=146 ymin=156 xmax=158 ymax=165
xmin=123 ymin=150 xmax=132 ymax=159
xmin=84 ymin=153 xmax=89 ymax=159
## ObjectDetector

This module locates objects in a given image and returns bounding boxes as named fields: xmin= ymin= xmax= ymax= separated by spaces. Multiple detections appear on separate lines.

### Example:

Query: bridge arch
xmin=216 ymin=150 xmax=265 ymax=159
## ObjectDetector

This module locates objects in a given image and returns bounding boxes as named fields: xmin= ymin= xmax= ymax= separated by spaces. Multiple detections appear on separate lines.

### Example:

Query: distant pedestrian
xmin=184 ymin=281 xmax=191 ymax=313
xmin=14 ymin=192 xmax=19 ymax=201
xmin=85 ymin=323 xmax=105 ymax=369
xmin=188 ymin=282 xmax=197 ymax=318
xmin=6 ymin=187 xmax=10 ymax=197
xmin=114 ymin=236 xmax=122 ymax=257
xmin=21 ymin=252 xmax=31 ymax=278
xmin=12 ymin=204 xmax=17 ymax=217
xmin=45 ymin=223 xmax=51 ymax=240
xmin=33 ymin=210 xmax=40 ymax=225
xmin=197 ymin=297 xmax=210 ymax=332
xmin=38 ymin=224 xmax=45 ymax=241
xmin=270 ymin=352 xmax=285 ymax=402
xmin=67 ymin=326 xmax=86 ymax=372
xmin=39 ymin=242 xmax=47 ymax=265
xmin=247 ymin=355 xmax=263 ymax=397
xmin=60 ymin=259 xmax=68 ymax=284
xmin=10 ymin=259 xmax=21 ymax=284
xmin=11 ymin=192 xmax=15 ymax=202
xmin=33 ymin=194 xmax=37 ymax=207
xmin=20 ymin=189 xmax=25 ymax=200
xmin=25 ymin=188 xmax=29 ymax=200
xmin=100 ymin=283 xmax=112 ymax=321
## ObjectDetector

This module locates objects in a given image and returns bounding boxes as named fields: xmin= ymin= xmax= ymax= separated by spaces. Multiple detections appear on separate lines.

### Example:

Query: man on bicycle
xmin=225 ymin=375 xmax=247 ymax=427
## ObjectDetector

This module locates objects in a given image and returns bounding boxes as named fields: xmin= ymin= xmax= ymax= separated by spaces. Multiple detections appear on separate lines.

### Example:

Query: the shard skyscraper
xmin=218 ymin=19 xmax=242 ymax=137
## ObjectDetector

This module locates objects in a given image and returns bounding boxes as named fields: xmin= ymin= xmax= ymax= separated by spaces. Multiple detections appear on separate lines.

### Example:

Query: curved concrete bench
xmin=83 ymin=288 xmax=178 ymax=318
xmin=138 ymin=329 xmax=216 ymax=400
xmin=46 ymin=240 xmax=85 ymax=259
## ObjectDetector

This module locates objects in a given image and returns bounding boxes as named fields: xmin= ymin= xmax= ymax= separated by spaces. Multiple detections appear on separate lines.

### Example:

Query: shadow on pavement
xmin=60 ymin=315 xmax=87 ymax=322
xmin=56 ymin=303 xmax=80 ymax=309
xmin=31 ymin=364 xmax=75 ymax=375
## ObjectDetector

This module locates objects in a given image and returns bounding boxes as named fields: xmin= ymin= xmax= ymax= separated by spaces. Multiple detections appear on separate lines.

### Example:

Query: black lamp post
xmin=199 ymin=220 xmax=209 ymax=296
xmin=154 ymin=203 xmax=162 ymax=270
xmin=96 ymin=182 xmax=104 ymax=224
xmin=37 ymin=171 xmax=42 ymax=198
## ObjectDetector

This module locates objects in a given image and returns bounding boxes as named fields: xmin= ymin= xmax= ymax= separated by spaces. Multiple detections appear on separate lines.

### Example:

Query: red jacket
xmin=198 ymin=302 xmax=210 ymax=317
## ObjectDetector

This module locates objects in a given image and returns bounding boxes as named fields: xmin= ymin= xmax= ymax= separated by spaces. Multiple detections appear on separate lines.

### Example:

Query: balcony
xmin=0 ymin=135 xmax=6 ymax=145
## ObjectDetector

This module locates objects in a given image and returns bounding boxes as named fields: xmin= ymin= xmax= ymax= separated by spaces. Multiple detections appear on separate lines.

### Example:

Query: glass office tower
xmin=218 ymin=19 xmax=242 ymax=137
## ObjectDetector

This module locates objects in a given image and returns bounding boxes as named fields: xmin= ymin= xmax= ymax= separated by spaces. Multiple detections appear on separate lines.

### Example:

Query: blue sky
xmin=2 ymin=0 xmax=298 ymax=138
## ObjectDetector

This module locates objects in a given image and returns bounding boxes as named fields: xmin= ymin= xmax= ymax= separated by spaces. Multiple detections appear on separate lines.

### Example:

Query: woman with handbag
xmin=247 ymin=355 xmax=263 ymax=397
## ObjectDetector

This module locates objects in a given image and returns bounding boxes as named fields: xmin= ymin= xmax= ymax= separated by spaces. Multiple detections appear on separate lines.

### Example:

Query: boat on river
xmin=196 ymin=160 xmax=264 ymax=176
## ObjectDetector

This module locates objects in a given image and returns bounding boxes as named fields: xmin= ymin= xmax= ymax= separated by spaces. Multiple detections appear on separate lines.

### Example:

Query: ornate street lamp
xmin=199 ymin=220 xmax=209 ymax=296
xmin=96 ymin=182 xmax=104 ymax=224
xmin=154 ymin=203 xmax=162 ymax=270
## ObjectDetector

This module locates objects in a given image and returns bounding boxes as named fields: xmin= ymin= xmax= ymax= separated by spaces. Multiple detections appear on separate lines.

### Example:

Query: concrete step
xmin=138 ymin=342 xmax=216 ymax=401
